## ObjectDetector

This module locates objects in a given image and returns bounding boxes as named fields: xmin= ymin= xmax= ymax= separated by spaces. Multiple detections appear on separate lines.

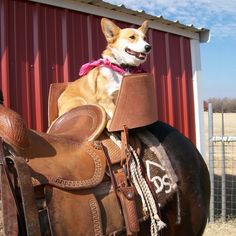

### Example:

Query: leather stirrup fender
xmin=107 ymin=73 xmax=158 ymax=132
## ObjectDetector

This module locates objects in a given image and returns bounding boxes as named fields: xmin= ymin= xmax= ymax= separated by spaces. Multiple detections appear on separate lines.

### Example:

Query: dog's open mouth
xmin=125 ymin=48 xmax=147 ymax=60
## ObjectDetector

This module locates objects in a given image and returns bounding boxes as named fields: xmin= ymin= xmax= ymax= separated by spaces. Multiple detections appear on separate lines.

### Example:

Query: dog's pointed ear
xmin=138 ymin=20 xmax=149 ymax=34
xmin=101 ymin=18 xmax=120 ymax=43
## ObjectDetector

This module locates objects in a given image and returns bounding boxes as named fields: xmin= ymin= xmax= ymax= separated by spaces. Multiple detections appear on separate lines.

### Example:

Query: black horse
xmin=138 ymin=121 xmax=210 ymax=236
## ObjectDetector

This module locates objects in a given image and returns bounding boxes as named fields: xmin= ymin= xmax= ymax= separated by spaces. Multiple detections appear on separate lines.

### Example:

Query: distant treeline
xmin=205 ymin=98 xmax=236 ymax=113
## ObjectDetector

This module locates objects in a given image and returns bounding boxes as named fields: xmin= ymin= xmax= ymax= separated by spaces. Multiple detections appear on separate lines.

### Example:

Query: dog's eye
xmin=129 ymin=35 xmax=135 ymax=40
xmin=143 ymin=36 xmax=147 ymax=41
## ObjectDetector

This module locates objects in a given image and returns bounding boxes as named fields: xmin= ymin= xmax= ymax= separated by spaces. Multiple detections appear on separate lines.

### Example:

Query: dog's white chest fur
xmin=100 ymin=67 xmax=127 ymax=96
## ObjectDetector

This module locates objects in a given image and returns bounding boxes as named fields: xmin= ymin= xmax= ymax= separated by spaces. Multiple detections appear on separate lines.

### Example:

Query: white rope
xmin=130 ymin=145 xmax=166 ymax=235
xmin=105 ymin=132 xmax=166 ymax=235
xmin=129 ymin=159 xmax=148 ymax=216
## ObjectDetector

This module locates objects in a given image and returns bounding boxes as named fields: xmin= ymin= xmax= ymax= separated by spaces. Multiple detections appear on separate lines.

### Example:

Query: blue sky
xmin=105 ymin=0 xmax=236 ymax=99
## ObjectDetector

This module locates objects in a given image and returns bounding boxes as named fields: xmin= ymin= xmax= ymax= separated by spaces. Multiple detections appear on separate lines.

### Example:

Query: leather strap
xmin=8 ymin=155 xmax=41 ymax=236
xmin=101 ymin=140 xmax=140 ymax=235
xmin=121 ymin=126 xmax=129 ymax=165
xmin=121 ymin=126 xmax=132 ymax=181
xmin=0 ymin=139 xmax=19 ymax=236
xmin=100 ymin=142 xmax=118 ymax=198
xmin=0 ymin=164 xmax=18 ymax=236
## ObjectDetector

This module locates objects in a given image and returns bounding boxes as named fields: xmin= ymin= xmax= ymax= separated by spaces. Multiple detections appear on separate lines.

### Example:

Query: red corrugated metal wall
xmin=0 ymin=0 xmax=195 ymax=143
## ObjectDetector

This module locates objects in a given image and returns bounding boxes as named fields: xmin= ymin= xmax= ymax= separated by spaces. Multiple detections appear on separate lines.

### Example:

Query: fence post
xmin=208 ymin=103 xmax=214 ymax=222
xmin=221 ymin=104 xmax=226 ymax=221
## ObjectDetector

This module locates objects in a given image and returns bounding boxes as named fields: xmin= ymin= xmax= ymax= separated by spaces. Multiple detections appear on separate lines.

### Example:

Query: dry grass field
xmin=203 ymin=112 xmax=236 ymax=236
xmin=204 ymin=112 xmax=236 ymax=137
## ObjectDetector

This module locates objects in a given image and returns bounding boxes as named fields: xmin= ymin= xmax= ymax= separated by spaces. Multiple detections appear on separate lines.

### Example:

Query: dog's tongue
xmin=126 ymin=48 xmax=146 ymax=60
xmin=137 ymin=52 xmax=146 ymax=60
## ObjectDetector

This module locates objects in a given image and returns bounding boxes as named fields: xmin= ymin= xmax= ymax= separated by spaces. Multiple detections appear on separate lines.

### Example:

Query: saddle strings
xmin=106 ymin=132 xmax=166 ymax=236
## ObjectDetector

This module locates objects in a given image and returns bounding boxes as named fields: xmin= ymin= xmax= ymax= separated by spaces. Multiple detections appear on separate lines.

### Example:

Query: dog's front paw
xmin=107 ymin=110 xmax=114 ymax=119
xmin=98 ymin=99 xmax=116 ymax=120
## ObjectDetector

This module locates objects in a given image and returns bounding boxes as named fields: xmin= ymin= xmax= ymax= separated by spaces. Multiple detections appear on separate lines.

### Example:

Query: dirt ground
xmin=203 ymin=220 xmax=236 ymax=236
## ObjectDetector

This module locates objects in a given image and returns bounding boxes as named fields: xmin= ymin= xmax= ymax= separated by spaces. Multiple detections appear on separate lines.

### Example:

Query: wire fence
xmin=208 ymin=103 xmax=236 ymax=222
xmin=210 ymin=141 xmax=236 ymax=220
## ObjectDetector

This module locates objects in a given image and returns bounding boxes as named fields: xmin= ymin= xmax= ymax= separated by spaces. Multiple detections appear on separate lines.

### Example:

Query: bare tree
xmin=207 ymin=97 xmax=236 ymax=113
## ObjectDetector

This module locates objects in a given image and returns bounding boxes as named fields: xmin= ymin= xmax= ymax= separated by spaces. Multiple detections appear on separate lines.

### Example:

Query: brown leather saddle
xmin=0 ymin=73 xmax=159 ymax=236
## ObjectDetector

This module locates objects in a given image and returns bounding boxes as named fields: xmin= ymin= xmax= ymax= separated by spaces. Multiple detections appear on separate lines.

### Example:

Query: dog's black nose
xmin=145 ymin=44 xmax=151 ymax=52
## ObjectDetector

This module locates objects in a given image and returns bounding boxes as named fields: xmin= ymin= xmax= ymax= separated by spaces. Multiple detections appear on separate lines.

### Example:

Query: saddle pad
xmin=137 ymin=130 xmax=178 ymax=207
xmin=47 ymin=104 xmax=107 ymax=142
xmin=28 ymin=141 xmax=107 ymax=190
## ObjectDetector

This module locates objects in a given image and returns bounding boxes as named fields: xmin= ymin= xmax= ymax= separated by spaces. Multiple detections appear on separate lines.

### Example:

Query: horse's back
xmin=147 ymin=121 xmax=210 ymax=236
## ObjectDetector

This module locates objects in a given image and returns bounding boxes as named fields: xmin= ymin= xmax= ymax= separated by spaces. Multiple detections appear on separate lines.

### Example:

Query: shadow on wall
xmin=0 ymin=90 xmax=3 ymax=105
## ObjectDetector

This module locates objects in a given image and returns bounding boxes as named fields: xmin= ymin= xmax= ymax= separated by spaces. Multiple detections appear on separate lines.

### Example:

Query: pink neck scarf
xmin=79 ymin=58 xmax=145 ymax=77
xmin=79 ymin=58 xmax=125 ymax=76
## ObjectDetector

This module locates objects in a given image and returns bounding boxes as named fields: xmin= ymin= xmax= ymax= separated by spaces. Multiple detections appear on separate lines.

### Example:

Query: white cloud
xmin=104 ymin=0 xmax=236 ymax=40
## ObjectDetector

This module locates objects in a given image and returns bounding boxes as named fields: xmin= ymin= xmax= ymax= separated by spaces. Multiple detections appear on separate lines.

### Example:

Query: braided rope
xmin=106 ymin=132 xmax=166 ymax=235
xmin=130 ymin=145 xmax=166 ymax=235
xmin=129 ymin=159 xmax=148 ymax=215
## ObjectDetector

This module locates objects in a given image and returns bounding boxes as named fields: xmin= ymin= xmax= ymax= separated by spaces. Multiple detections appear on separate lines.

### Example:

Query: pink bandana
xmin=79 ymin=58 xmax=126 ymax=76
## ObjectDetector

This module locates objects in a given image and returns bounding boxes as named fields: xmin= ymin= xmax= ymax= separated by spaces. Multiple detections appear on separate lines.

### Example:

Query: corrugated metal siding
xmin=0 ymin=0 xmax=195 ymax=143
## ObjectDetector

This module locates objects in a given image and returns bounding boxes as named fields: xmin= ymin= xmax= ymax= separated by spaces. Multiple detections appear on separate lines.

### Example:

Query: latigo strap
xmin=0 ymin=139 xmax=19 ymax=236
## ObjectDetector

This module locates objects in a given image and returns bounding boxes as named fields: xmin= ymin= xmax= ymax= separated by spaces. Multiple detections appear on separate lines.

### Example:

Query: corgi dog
xmin=58 ymin=18 xmax=151 ymax=119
